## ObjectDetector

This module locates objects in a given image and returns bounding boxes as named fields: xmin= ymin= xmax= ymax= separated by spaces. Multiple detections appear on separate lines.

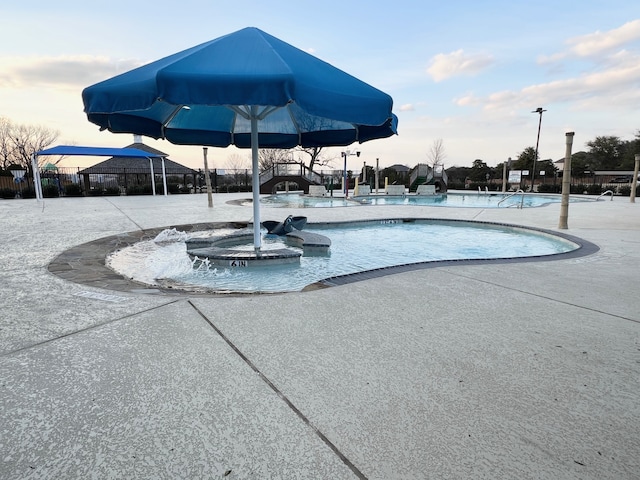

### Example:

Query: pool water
xmin=107 ymin=219 xmax=579 ymax=294
xmin=259 ymin=192 xmax=592 ymax=208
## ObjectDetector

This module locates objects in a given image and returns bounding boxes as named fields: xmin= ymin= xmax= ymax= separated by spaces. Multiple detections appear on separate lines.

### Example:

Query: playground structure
xmin=409 ymin=163 xmax=448 ymax=193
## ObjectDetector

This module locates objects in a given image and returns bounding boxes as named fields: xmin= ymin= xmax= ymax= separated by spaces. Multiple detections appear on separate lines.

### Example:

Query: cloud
xmin=539 ymin=19 xmax=640 ymax=63
xmin=569 ymin=19 xmax=640 ymax=57
xmin=427 ymin=49 xmax=494 ymax=82
xmin=462 ymin=20 xmax=640 ymax=117
xmin=0 ymin=55 xmax=142 ymax=90
xmin=399 ymin=104 xmax=415 ymax=111
xmin=460 ymin=51 xmax=640 ymax=114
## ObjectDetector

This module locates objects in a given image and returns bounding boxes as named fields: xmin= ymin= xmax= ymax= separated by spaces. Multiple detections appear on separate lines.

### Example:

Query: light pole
xmin=631 ymin=153 xmax=640 ymax=203
xmin=530 ymin=107 xmax=546 ymax=192
xmin=341 ymin=150 xmax=360 ymax=197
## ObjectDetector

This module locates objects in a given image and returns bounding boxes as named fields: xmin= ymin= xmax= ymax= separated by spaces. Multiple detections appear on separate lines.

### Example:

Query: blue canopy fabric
xmin=36 ymin=145 xmax=156 ymax=158
xmin=81 ymin=27 xmax=398 ymax=250
xmin=82 ymin=27 xmax=397 ymax=148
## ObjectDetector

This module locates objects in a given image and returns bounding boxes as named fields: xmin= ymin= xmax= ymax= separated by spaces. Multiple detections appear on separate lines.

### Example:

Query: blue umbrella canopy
xmin=82 ymin=27 xmax=398 ymax=249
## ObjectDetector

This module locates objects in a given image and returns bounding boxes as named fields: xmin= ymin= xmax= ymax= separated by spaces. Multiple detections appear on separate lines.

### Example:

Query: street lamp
xmin=341 ymin=150 xmax=360 ymax=197
xmin=530 ymin=107 xmax=546 ymax=192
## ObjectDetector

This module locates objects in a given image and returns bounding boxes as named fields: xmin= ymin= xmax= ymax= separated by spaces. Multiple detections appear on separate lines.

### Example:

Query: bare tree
xmin=427 ymin=138 xmax=446 ymax=168
xmin=294 ymin=146 xmax=337 ymax=171
xmin=11 ymin=123 xmax=59 ymax=171
xmin=226 ymin=153 xmax=250 ymax=184
xmin=225 ymin=153 xmax=249 ymax=171
xmin=258 ymin=148 xmax=294 ymax=171
xmin=0 ymin=117 xmax=15 ymax=169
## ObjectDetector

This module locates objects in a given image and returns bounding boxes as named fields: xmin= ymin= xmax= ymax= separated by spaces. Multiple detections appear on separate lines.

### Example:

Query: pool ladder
xmin=498 ymin=189 xmax=525 ymax=208
xmin=596 ymin=190 xmax=614 ymax=201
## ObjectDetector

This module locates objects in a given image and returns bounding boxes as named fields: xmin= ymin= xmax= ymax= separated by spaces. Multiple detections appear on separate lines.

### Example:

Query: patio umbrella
xmin=82 ymin=27 xmax=398 ymax=251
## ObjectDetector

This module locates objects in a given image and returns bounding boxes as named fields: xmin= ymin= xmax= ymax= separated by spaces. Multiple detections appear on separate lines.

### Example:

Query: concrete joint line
xmin=187 ymin=300 xmax=368 ymax=479
xmin=446 ymin=271 xmax=640 ymax=324
xmin=1 ymin=299 xmax=182 ymax=357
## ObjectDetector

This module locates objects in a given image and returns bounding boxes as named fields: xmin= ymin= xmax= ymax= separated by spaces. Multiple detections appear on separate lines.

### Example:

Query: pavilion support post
xmin=31 ymin=153 xmax=43 ymax=201
xmin=161 ymin=158 xmax=168 ymax=196
xmin=149 ymin=157 xmax=156 ymax=196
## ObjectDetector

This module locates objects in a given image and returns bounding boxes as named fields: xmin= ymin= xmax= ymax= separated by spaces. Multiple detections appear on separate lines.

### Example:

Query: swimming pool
xmin=258 ymin=192 xmax=593 ymax=208
xmin=107 ymin=219 xmax=586 ymax=294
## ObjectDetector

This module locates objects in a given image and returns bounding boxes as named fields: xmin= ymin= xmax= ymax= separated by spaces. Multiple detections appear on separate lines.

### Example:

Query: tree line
xmin=446 ymin=131 xmax=640 ymax=186
xmin=1 ymin=114 xmax=638 ymax=183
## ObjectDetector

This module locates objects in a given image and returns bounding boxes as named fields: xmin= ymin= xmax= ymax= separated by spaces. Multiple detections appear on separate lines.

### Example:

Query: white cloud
xmin=569 ymin=19 xmax=640 ymax=57
xmin=399 ymin=104 xmax=415 ymax=111
xmin=461 ymin=51 xmax=640 ymax=115
xmin=0 ymin=55 xmax=142 ymax=90
xmin=539 ymin=18 xmax=640 ymax=63
xmin=427 ymin=49 xmax=494 ymax=82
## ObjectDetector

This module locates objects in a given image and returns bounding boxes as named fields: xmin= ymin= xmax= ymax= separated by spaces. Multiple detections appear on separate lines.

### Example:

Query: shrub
xmin=537 ymin=184 xmax=561 ymax=193
xmin=0 ymin=188 xmax=16 ymax=199
xmin=570 ymin=184 xmax=586 ymax=194
xmin=126 ymin=185 xmax=153 ymax=195
xmin=21 ymin=187 xmax=36 ymax=198
xmin=447 ymin=181 xmax=465 ymax=190
xmin=104 ymin=186 xmax=121 ymax=196
xmin=42 ymin=184 xmax=60 ymax=198
xmin=586 ymin=184 xmax=602 ymax=195
xmin=167 ymin=183 xmax=181 ymax=194
xmin=64 ymin=184 xmax=83 ymax=196
xmin=618 ymin=185 xmax=632 ymax=196
xmin=87 ymin=188 xmax=104 ymax=196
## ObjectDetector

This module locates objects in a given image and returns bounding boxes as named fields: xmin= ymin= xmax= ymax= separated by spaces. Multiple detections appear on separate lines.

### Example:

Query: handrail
xmin=498 ymin=188 xmax=525 ymax=208
xmin=596 ymin=190 xmax=614 ymax=201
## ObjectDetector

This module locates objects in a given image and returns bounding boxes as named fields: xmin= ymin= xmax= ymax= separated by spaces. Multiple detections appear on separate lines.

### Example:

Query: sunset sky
xmin=1 ymin=0 xmax=639 ymax=170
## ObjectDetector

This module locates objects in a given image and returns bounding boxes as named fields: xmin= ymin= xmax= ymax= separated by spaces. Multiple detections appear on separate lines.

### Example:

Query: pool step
xmin=188 ymin=246 xmax=301 ymax=267
xmin=186 ymin=230 xmax=331 ymax=267
xmin=285 ymin=231 xmax=331 ymax=254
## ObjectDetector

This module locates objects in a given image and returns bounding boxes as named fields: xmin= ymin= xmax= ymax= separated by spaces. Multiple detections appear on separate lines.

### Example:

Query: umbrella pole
xmin=250 ymin=107 xmax=262 ymax=252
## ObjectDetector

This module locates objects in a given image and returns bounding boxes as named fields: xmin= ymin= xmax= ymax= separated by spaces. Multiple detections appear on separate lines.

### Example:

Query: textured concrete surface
xmin=1 ymin=192 xmax=639 ymax=479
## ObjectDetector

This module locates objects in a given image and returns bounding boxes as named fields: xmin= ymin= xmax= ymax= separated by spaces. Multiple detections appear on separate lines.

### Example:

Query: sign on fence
xmin=508 ymin=170 xmax=522 ymax=183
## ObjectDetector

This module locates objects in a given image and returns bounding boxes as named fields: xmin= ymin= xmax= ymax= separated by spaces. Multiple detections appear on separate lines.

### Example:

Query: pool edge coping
xmin=47 ymin=218 xmax=600 ymax=296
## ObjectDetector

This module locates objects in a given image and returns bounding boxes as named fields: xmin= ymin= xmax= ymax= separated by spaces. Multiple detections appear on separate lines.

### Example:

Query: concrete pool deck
xmin=1 ymin=192 xmax=639 ymax=479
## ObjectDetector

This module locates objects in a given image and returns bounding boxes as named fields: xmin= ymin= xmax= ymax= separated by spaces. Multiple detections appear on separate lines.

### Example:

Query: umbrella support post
xmin=250 ymin=108 xmax=262 ymax=251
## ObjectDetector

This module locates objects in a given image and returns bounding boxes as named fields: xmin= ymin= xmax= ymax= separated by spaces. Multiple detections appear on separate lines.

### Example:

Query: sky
xmin=1 ymin=0 xmax=639 ymax=171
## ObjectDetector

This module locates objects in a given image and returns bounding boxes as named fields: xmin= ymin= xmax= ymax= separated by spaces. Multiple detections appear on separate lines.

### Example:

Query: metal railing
xmin=258 ymin=162 xmax=323 ymax=185
xmin=498 ymin=189 xmax=525 ymax=208
xmin=596 ymin=190 xmax=614 ymax=201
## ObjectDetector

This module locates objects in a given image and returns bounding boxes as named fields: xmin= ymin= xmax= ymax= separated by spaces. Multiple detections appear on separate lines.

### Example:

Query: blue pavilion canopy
xmin=33 ymin=145 xmax=169 ymax=199
xmin=36 ymin=145 xmax=157 ymax=158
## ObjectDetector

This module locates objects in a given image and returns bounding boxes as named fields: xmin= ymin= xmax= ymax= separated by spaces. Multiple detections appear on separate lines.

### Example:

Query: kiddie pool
xmin=106 ymin=218 xmax=593 ymax=294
